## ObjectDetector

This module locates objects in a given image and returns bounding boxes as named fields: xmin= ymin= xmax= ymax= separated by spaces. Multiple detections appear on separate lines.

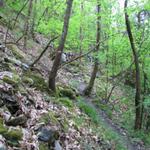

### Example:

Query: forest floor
xmin=0 ymin=24 xmax=149 ymax=150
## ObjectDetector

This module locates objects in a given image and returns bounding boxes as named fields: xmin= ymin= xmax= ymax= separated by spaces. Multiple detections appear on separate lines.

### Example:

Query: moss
xmin=39 ymin=111 xmax=59 ymax=124
xmin=23 ymin=71 xmax=49 ymax=92
xmin=3 ymin=74 xmax=20 ymax=85
xmin=59 ymin=117 xmax=69 ymax=132
xmin=58 ymin=97 xmax=73 ymax=108
xmin=6 ymin=44 xmax=26 ymax=59
xmin=0 ymin=118 xmax=8 ymax=134
xmin=39 ymin=142 xmax=49 ymax=150
xmin=4 ymin=129 xmax=23 ymax=141
xmin=22 ymin=76 xmax=34 ymax=85
xmin=58 ymin=86 xmax=77 ymax=99
xmin=0 ymin=118 xmax=22 ymax=147
xmin=18 ymin=85 xmax=27 ymax=95
xmin=2 ymin=62 xmax=16 ymax=72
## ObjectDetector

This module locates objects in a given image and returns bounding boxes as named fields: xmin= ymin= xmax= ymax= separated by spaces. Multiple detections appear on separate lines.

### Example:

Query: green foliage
xmin=58 ymin=97 xmax=74 ymax=108
xmin=78 ymin=100 xmax=99 ymax=124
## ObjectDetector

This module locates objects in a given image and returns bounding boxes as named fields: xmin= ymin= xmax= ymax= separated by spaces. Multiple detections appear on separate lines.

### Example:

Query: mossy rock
xmin=0 ymin=118 xmax=8 ymax=135
xmin=6 ymin=44 xmax=26 ymax=59
xmin=24 ymin=71 xmax=49 ymax=92
xmin=18 ymin=85 xmax=27 ymax=95
xmin=58 ymin=86 xmax=77 ymax=100
xmin=1 ymin=62 xmax=16 ymax=72
xmin=0 ymin=118 xmax=23 ymax=146
xmin=3 ymin=129 xmax=23 ymax=147
xmin=4 ymin=129 xmax=23 ymax=141
xmin=22 ymin=76 xmax=34 ymax=85
xmin=39 ymin=142 xmax=49 ymax=150
xmin=39 ymin=111 xmax=59 ymax=124
xmin=3 ymin=74 xmax=20 ymax=85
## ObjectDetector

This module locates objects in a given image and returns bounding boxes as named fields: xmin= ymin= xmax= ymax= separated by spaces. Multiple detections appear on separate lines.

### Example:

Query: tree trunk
xmin=48 ymin=0 xmax=73 ymax=92
xmin=79 ymin=0 xmax=84 ymax=63
xmin=23 ymin=0 xmax=33 ymax=49
xmin=31 ymin=0 xmax=37 ymax=39
xmin=0 ymin=0 xmax=3 ymax=7
xmin=84 ymin=1 xmax=101 ymax=96
xmin=124 ymin=0 xmax=142 ymax=130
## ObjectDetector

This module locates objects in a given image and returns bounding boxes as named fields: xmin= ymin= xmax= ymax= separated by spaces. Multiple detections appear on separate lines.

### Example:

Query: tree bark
xmin=79 ymin=0 xmax=84 ymax=63
xmin=48 ymin=0 xmax=73 ymax=92
xmin=23 ymin=0 xmax=33 ymax=49
xmin=84 ymin=1 xmax=101 ymax=96
xmin=124 ymin=0 xmax=142 ymax=130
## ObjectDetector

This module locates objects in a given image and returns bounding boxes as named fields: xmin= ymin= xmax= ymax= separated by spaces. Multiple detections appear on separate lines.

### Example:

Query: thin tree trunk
xmin=37 ymin=7 xmax=48 ymax=27
xmin=23 ymin=0 xmax=33 ymax=49
xmin=13 ymin=0 xmax=29 ymax=27
xmin=31 ymin=0 xmax=37 ymax=39
xmin=84 ymin=1 xmax=101 ymax=96
xmin=124 ymin=0 xmax=142 ymax=130
xmin=79 ymin=0 xmax=84 ymax=62
xmin=48 ymin=0 xmax=73 ymax=92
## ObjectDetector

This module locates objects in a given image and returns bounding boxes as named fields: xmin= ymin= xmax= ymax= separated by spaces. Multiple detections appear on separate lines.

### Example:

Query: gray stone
xmin=54 ymin=140 xmax=62 ymax=150
xmin=5 ymin=114 xmax=27 ymax=126
xmin=38 ymin=128 xmax=59 ymax=144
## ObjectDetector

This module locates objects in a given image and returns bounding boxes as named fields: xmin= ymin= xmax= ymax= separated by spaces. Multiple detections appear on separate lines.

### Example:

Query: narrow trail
xmin=83 ymin=97 xmax=139 ymax=150
xmin=76 ymin=82 xmax=143 ymax=150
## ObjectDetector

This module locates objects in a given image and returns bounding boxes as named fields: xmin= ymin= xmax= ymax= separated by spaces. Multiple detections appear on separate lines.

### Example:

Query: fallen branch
xmin=30 ymin=36 xmax=59 ymax=67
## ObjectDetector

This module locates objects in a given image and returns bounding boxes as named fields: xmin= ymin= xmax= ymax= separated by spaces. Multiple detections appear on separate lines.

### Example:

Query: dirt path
xmin=75 ymin=81 xmax=144 ymax=150
xmin=84 ymin=97 xmax=140 ymax=150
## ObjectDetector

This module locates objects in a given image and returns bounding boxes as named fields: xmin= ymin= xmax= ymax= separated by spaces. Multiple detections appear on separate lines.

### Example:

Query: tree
xmin=79 ymin=0 xmax=84 ymax=62
xmin=124 ymin=0 xmax=142 ymax=130
xmin=0 ymin=0 xmax=3 ymax=7
xmin=23 ymin=0 xmax=33 ymax=49
xmin=84 ymin=0 xmax=101 ymax=96
xmin=48 ymin=0 xmax=73 ymax=92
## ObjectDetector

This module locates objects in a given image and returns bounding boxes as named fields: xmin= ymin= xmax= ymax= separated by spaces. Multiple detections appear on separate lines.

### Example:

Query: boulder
xmin=6 ymin=44 xmax=26 ymax=59
xmin=5 ymin=114 xmax=27 ymax=126
xmin=38 ymin=127 xmax=59 ymax=144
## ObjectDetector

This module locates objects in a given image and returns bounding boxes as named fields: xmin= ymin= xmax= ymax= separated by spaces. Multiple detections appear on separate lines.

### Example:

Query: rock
xmin=4 ymin=128 xmax=23 ymax=147
xmin=6 ymin=44 xmax=26 ymax=59
xmin=38 ymin=128 xmax=59 ymax=144
xmin=4 ymin=57 xmax=29 ymax=70
xmin=0 ymin=117 xmax=8 ymax=134
xmin=22 ymin=77 xmax=34 ymax=85
xmin=0 ymin=93 xmax=19 ymax=114
xmin=0 ymin=43 xmax=5 ymax=52
xmin=0 ymin=142 xmax=7 ymax=150
xmin=54 ymin=140 xmax=62 ymax=150
xmin=21 ymin=63 xmax=29 ymax=70
xmin=5 ymin=114 xmax=27 ymax=126
xmin=58 ymin=86 xmax=77 ymax=99
xmin=0 ymin=71 xmax=20 ymax=85
xmin=2 ymin=111 xmax=11 ymax=122
xmin=4 ymin=57 xmax=22 ymax=66
xmin=0 ymin=135 xmax=7 ymax=150
xmin=39 ymin=142 xmax=49 ymax=150
xmin=24 ymin=71 xmax=49 ymax=92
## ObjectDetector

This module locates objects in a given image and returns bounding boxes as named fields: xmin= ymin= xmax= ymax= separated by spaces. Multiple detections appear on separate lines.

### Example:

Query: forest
xmin=0 ymin=0 xmax=150 ymax=149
